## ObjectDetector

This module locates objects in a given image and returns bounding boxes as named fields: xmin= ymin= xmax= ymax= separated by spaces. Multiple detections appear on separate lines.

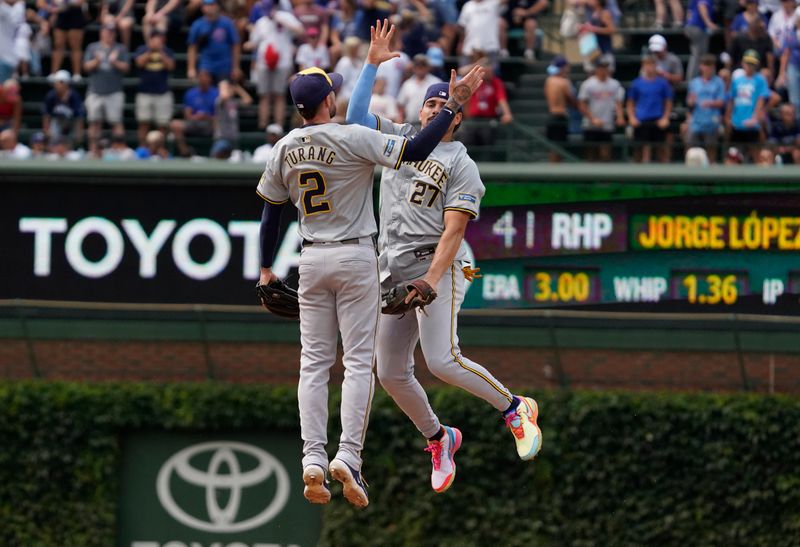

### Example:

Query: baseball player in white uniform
xmin=346 ymin=20 xmax=542 ymax=494
xmin=256 ymin=62 xmax=485 ymax=506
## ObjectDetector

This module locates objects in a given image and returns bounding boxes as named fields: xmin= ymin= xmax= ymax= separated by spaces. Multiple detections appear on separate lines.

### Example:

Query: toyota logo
xmin=156 ymin=441 xmax=290 ymax=533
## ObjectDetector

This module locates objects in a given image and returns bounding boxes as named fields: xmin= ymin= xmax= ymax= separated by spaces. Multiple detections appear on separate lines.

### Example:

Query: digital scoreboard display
xmin=463 ymin=193 xmax=800 ymax=314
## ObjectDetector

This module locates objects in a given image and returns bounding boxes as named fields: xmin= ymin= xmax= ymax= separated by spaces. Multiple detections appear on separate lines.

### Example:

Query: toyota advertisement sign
xmin=3 ymin=180 xmax=299 ymax=304
xmin=118 ymin=432 xmax=321 ymax=547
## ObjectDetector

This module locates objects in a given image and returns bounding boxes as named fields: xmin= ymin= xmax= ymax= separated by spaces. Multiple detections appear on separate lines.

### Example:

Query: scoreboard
xmin=463 ymin=192 xmax=800 ymax=314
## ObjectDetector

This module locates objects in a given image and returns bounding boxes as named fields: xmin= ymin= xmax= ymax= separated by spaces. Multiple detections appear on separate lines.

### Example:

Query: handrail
xmin=510 ymin=120 xmax=582 ymax=162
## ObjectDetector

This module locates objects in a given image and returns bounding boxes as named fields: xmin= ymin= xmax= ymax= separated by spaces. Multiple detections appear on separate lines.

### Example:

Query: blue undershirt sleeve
xmin=259 ymin=201 xmax=286 ymax=269
xmin=345 ymin=63 xmax=379 ymax=129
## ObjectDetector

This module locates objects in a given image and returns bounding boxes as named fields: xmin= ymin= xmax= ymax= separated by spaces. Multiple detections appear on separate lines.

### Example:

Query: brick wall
xmin=1 ymin=338 xmax=798 ymax=393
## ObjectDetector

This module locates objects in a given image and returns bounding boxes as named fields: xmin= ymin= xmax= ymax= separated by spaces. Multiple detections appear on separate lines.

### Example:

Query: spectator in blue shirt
xmin=169 ymin=69 xmax=219 ymax=157
xmin=626 ymin=55 xmax=674 ymax=163
xmin=687 ymin=54 xmax=726 ymax=162
xmin=726 ymin=49 xmax=770 ymax=162
xmin=187 ymin=0 xmax=240 ymax=82
xmin=134 ymin=29 xmax=175 ymax=147
xmin=684 ymin=0 xmax=718 ymax=80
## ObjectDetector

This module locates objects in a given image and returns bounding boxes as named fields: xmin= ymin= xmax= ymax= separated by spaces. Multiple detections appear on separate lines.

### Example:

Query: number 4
xmin=492 ymin=211 xmax=516 ymax=249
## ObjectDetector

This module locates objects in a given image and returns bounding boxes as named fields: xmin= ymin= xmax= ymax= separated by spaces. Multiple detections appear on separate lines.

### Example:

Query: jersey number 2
xmin=299 ymin=171 xmax=331 ymax=216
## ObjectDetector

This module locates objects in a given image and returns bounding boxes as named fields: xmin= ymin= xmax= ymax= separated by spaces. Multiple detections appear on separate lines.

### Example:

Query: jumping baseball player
xmin=346 ymin=20 xmax=541 ymax=494
xmin=256 ymin=62 xmax=485 ymax=507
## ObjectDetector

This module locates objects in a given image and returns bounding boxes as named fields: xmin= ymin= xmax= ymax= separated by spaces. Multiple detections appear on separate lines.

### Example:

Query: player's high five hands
xmin=448 ymin=66 xmax=485 ymax=107
xmin=367 ymin=19 xmax=401 ymax=66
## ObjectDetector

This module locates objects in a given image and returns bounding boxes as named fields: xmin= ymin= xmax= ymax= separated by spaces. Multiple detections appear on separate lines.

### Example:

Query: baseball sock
xmin=502 ymin=396 xmax=522 ymax=416
xmin=427 ymin=427 xmax=445 ymax=442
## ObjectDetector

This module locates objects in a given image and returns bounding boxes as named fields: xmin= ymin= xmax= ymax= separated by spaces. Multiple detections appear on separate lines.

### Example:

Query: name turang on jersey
xmin=282 ymin=144 xmax=336 ymax=167
xmin=375 ymin=115 xmax=485 ymax=283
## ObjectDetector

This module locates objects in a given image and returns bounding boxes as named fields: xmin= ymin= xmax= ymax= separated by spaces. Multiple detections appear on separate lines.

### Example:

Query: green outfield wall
xmin=4 ymin=160 xmax=800 ymax=313
xmin=0 ymin=382 xmax=798 ymax=547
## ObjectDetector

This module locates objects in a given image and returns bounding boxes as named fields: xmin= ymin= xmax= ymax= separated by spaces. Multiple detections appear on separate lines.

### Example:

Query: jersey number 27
xmin=299 ymin=171 xmax=331 ymax=216
xmin=409 ymin=181 xmax=442 ymax=208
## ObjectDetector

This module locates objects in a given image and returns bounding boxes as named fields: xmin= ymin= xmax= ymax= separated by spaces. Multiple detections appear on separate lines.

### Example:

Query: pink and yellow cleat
xmin=505 ymin=396 xmax=542 ymax=461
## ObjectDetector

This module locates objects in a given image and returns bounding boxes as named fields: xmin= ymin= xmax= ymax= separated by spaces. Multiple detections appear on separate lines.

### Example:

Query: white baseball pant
xmin=376 ymin=262 xmax=513 ymax=438
xmin=297 ymin=239 xmax=379 ymax=473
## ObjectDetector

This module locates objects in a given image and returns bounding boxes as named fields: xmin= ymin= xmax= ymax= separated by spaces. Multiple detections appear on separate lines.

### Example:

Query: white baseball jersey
xmin=257 ymin=122 xmax=407 ymax=242
xmin=372 ymin=116 xmax=485 ymax=282
xmin=256 ymin=121 xmax=409 ymax=477
xmin=372 ymin=116 xmax=514 ymax=443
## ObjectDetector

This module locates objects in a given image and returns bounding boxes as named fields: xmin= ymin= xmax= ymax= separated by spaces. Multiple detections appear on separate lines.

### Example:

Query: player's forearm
xmin=259 ymin=201 xmax=285 ymax=268
xmin=345 ymin=63 xmax=378 ymax=128
xmin=400 ymin=106 xmax=456 ymax=162
xmin=424 ymin=225 xmax=466 ymax=288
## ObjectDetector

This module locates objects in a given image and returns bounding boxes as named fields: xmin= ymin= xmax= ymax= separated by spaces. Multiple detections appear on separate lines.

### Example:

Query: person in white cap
xmin=649 ymin=34 xmax=684 ymax=87
xmin=251 ymin=122 xmax=283 ymax=163
xmin=42 ymin=70 xmax=85 ymax=142
xmin=649 ymin=34 xmax=683 ymax=162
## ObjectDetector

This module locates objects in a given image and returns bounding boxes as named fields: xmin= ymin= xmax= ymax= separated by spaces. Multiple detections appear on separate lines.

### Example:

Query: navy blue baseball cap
xmin=290 ymin=67 xmax=343 ymax=112
xmin=423 ymin=82 xmax=462 ymax=111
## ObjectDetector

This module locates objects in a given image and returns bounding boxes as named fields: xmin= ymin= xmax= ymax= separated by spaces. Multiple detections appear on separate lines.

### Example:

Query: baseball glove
xmin=256 ymin=280 xmax=300 ymax=320
xmin=381 ymin=279 xmax=437 ymax=315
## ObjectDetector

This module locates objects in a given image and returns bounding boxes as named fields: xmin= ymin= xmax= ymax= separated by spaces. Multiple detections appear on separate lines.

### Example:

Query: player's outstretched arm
xmin=346 ymin=19 xmax=399 ymax=128
xmin=399 ymin=67 xmax=484 ymax=163
xmin=346 ymin=66 xmax=378 ymax=128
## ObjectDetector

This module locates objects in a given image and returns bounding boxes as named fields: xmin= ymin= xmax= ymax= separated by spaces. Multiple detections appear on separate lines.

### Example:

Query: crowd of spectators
xmin=0 ymin=0 xmax=798 ymax=165
xmin=0 ymin=0 xmax=533 ymax=162
xmin=552 ymin=0 xmax=800 ymax=165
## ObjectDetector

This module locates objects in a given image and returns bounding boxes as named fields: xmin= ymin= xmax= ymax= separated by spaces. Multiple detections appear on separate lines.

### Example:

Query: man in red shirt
xmin=463 ymin=60 xmax=513 ymax=154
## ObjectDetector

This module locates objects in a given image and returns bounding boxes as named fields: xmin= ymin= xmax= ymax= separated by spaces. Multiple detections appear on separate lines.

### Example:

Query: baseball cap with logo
xmin=742 ymin=48 xmax=761 ymax=65
xmin=422 ymin=82 xmax=462 ymax=112
xmin=289 ymin=67 xmax=343 ymax=113
xmin=648 ymin=34 xmax=667 ymax=52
